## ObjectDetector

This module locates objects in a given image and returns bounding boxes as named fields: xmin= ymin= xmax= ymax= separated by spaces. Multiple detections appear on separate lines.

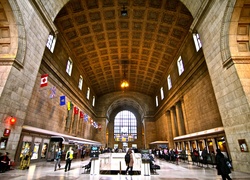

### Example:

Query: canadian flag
xmin=40 ymin=74 xmax=48 ymax=87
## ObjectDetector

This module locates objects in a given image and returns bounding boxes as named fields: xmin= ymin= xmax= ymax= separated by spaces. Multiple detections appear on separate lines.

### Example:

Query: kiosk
xmin=141 ymin=149 xmax=151 ymax=176
xmin=89 ymin=146 xmax=100 ymax=175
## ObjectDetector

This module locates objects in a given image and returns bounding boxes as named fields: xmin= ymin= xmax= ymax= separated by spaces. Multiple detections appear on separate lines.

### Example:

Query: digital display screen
xmin=141 ymin=149 xmax=150 ymax=163
xmin=91 ymin=146 xmax=98 ymax=151
xmin=90 ymin=146 xmax=99 ymax=158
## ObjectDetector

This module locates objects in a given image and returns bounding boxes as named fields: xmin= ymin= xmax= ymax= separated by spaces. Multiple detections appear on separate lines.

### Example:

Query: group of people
xmin=0 ymin=146 xmax=232 ymax=179
xmin=51 ymin=146 xmax=235 ymax=180
xmin=54 ymin=147 xmax=74 ymax=172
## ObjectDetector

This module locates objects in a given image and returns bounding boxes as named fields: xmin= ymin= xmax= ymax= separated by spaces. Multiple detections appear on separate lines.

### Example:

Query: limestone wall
xmin=195 ymin=0 xmax=250 ymax=172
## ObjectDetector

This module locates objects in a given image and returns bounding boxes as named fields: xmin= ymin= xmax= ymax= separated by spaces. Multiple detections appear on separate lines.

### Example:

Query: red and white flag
xmin=74 ymin=106 xmax=79 ymax=114
xmin=40 ymin=74 xmax=48 ymax=87
xmin=80 ymin=111 xmax=84 ymax=118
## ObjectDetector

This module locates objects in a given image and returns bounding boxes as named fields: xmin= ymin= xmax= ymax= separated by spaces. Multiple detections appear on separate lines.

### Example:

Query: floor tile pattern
xmin=1 ymin=156 xmax=250 ymax=180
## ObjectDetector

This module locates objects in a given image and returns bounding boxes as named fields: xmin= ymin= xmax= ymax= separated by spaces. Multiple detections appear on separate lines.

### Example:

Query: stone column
xmin=180 ymin=98 xmax=189 ymax=134
xmin=175 ymin=101 xmax=186 ymax=136
xmin=166 ymin=110 xmax=174 ymax=148
xmin=94 ymin=117 xmax=107 ymax=146
xmin=187 ymin=141 xmax=191 ymax=150
xmin=170 ymin=107 xmax=178 ymax=137
xmin=181 ymin=141 xmax=185 ymax=150
xmin=211 ymin=138 xmax=217 ymax=153
xmin=143 ymin=117 xmax=156 ymax=149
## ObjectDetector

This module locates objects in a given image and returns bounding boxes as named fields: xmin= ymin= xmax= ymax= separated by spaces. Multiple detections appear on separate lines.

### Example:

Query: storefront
xmin=173 ymin=127 xmax=230 ymax=158
xmin=15 ymin=125 xmax=102 ymax=163
xmin=16 ymin=133 xmax=51 ymax=163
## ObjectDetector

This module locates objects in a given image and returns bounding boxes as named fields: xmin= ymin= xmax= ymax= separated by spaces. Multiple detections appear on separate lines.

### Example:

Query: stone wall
xmin=24 ymin=35 xmax=97 ymax=139
xmin=0 ymin=0 xmax=51 ymax=158
xmin=195 ymin=0 xmax=250 ymax=172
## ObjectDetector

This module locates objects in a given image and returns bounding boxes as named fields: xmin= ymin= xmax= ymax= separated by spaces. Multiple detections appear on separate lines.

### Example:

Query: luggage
xmin=152 ymin=164 xmax=160 ymax=169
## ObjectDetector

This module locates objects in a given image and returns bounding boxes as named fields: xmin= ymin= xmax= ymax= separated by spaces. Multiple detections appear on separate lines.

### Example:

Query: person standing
xmin=216 ymin=149 xmax=232 ymax=180
xmin=125 ymin=149 xmax=134 ymax=175
xmin=202 ymin=147 xmax=208 ymax=165
xmin=81 ymin=147 xmax=86 ymax=161
xmin=54 ymin=148 xmax=62 ymax=171
xmin=0 ymin=152 xmax=10 ymax=173
xmin=65 ymin=147 xmax=74 ymax=172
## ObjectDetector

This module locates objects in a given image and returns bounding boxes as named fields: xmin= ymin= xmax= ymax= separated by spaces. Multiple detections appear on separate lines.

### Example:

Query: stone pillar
xmin=143 ymin=117 xmax=156 ymax=149
xmin=170 ymin=107 xmax=178 ymax=137
xmin=180 ymin=98 xmax=189 ymax=134
xmin=211 ymin=138 xmax=217 ymax=153
xmin=72 ymin=114 xmax=78 ymax=135
xmin=94 ymin=117 xmax=107 ymax=146
xmin=187 ymin=141 xmax=191 ymax=150
xmin=175 ymin=101 xmax=186 ymax=136
xmin=166 ymin=110 xmax=174 ymax=148
xmin=181 ymin=141 xmax=185 ymax=150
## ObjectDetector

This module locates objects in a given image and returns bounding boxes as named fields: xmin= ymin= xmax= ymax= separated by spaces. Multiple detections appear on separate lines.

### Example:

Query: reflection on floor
xmin=1 ymin=156 xmax=250 ymax=180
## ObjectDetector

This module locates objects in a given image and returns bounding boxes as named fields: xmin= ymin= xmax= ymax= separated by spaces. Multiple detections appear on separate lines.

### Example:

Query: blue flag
xmin=60 ymin=96 xmax=66 ymax=106
xmin=84 ymin=114 xmax=88 ymax=122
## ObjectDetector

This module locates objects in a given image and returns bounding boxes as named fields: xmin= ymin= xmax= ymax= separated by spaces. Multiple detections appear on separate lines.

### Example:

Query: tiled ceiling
xmin=55 ymin=0 xmax=193 ymax=97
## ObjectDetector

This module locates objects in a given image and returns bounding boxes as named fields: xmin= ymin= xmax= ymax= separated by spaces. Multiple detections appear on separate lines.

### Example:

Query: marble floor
xmin=1 ymin=157 xmax=250 ymax=180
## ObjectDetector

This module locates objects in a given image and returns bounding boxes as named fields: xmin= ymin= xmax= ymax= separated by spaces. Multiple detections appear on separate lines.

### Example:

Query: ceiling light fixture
xmin=121 ymin=5 xmax=127 ymax=16
xmin=121 ymin=79 xmax=129 ymax=88
xmin=121 ymin=61 xmax=129 ymax=88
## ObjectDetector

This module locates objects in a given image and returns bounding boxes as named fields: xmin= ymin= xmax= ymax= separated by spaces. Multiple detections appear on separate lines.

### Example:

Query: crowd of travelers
xmin=150 ymin=147 xmax=231 ymax=168
xmin=0 ymin=146 xmax=233 ymax=179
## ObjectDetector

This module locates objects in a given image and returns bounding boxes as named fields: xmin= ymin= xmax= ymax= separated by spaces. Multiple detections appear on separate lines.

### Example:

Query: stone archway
xmin=94 ymin=91 xmax=155 ymax=148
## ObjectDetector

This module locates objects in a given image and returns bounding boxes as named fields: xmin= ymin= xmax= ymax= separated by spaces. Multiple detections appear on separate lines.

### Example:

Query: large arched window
xmin=114 ymin=110 xmax=137 ymax=141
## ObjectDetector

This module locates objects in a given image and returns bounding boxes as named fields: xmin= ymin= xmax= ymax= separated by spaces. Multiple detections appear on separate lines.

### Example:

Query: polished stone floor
xmin=1 ymin=156 xmax=250 ymax=180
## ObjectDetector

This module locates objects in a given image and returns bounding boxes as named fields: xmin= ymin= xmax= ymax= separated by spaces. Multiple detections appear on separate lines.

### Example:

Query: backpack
xmin=125 ymin=153 xmax=130 ymax=164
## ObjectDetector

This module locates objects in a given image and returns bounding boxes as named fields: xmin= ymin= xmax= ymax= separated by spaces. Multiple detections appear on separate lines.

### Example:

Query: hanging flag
xmin=49 ymin=86 xmax=56 ymax=98
xmin=60 ymin=96 xmax=66 ymax=106
xmin=67 ymin=102 xmax=73 ymax=110
xmin=40 ymin=74 xmax=48 ymax=87
xmin=74 ymin=107 xmax=79 ymax=114
xmin=80 ymin=111 xmax=84 ymax=118
xmin=84 ymin=113 xmax=88 ymax=122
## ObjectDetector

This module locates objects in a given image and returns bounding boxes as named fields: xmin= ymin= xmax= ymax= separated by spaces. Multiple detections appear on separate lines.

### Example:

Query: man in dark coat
xmin=202 ymin=147 xmax=208 ymax=165
xmin=215 ymin=149 xmax=232 ymax=180
xmin=0 ymin=152 xmax=10 ymax=173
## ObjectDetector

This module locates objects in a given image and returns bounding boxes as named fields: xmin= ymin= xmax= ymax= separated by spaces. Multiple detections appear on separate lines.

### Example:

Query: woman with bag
xmin=125 ymin=149 xmax=134 ymax=175
xmin=215 ymin=149 xmax=232 ymax=180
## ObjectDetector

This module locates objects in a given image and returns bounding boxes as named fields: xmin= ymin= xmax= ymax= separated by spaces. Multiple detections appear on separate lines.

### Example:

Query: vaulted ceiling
xmin=54 ymin=0 xmax=193 ymax=97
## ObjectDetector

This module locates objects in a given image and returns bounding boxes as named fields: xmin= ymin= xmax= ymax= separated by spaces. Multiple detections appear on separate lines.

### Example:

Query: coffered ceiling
xmin=54 ymin=0 xmax=193 ymax=97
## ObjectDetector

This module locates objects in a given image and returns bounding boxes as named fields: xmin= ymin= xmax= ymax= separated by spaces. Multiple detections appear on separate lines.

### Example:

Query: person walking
xmin=65 ymin=147 xmax=74 ymax=172
xmin=216 ymin=149 xmax=232 ymax=180
xmin=54 ymin=148 xmax=62 ymax=171
xmin=125 ymin=149 xmax=134 ymax=175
